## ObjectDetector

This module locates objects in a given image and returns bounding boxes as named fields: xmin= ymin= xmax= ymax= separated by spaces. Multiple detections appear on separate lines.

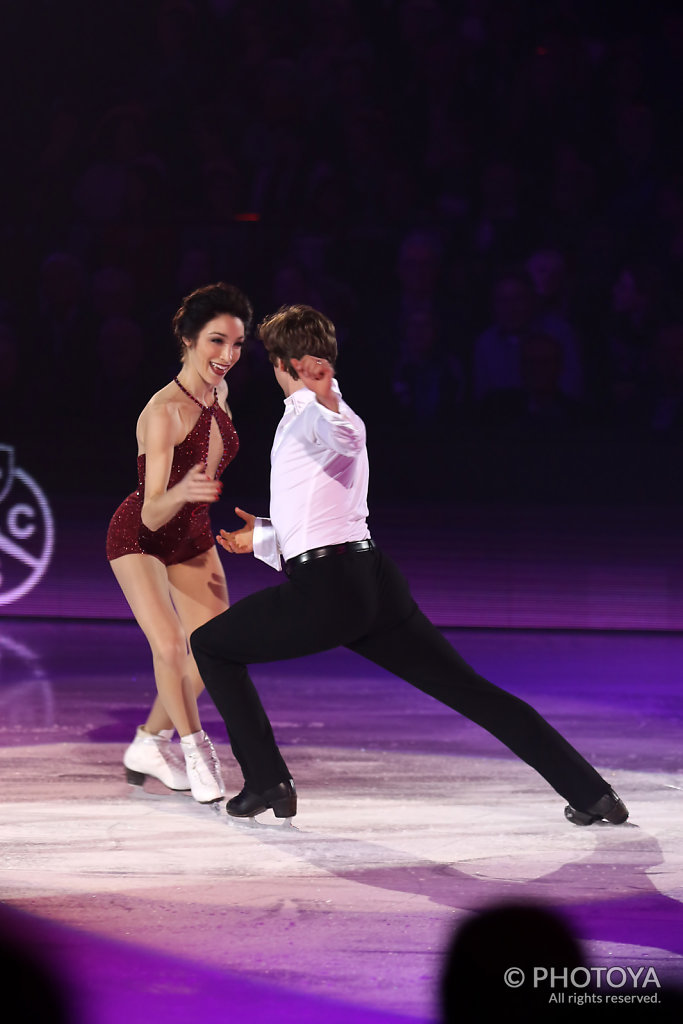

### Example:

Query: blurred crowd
xmin=1 ymin=0 xmax=683 ymax=496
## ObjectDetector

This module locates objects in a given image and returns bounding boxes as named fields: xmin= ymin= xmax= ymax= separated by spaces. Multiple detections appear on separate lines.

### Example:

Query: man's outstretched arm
xmin=218 ymin=508 xmax=283 ymax=571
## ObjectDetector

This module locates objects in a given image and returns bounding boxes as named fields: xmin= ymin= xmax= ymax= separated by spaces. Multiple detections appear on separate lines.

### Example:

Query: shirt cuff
xmin=253 ymin=517 xmax=282 ymax=571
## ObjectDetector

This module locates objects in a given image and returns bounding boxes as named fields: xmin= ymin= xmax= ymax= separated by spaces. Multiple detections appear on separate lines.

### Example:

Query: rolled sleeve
xmin=313 ymin=402 xmax=366 ymax=456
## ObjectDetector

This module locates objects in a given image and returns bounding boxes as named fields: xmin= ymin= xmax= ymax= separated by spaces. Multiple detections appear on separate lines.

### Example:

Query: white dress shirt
xmin=253 ymin=380 xmax=371 ymax=570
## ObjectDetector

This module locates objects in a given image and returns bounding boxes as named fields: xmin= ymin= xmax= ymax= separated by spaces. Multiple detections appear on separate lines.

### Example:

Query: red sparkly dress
xmin=106 ymin=379 xmax=239 ymax=566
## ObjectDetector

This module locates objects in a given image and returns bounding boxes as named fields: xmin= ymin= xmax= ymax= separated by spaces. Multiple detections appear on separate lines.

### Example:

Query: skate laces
xmin=184 ymin=738 xmax=220 ymax=783
xmin=153 ymin=732 xmax=186 ymax=769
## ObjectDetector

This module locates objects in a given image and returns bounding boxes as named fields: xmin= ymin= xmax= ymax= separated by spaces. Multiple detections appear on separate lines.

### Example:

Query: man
xmin=191 ymin=305 xmax=627 ymax=827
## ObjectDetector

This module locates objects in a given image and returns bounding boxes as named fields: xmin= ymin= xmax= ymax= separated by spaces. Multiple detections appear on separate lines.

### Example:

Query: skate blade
xmin=178 ymin=795 xmax=226 ymax=817
xmin=128 ymin=786 xmax=193 ymax=803
xmin=204 ymin=799 xmax=226 ymax=816
xmin=127 ymin=783 xmax=193 ymax=797
xmin=227 ymin=814 xmax=298 ymax=833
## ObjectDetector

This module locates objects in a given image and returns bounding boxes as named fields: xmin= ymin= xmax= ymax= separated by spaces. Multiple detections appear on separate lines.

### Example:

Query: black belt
xmin=284 ymin=539 xmax=375 ymax=575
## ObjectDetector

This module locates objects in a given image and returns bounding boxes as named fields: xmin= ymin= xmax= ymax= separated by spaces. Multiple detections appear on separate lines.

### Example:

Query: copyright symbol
xmin=504 ymin=967 xmax=525 ymax=988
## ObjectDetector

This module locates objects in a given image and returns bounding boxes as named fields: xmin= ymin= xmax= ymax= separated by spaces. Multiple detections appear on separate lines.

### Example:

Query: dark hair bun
xmin=172 ymin=283 xmax=253 ymax=353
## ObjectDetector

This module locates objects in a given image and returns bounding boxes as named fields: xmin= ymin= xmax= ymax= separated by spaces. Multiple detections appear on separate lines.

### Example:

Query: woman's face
xmin=183 ymin=314 xmax=245 ymax=384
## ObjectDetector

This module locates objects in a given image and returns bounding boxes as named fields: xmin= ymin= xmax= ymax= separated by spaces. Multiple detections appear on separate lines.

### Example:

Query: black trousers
xmin=191 ymin=546 xmax=610 ymax=807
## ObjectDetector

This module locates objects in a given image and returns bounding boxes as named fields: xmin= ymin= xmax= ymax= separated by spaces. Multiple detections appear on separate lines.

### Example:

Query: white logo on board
xmin=0 ymin=445 xmax=55 ymax=605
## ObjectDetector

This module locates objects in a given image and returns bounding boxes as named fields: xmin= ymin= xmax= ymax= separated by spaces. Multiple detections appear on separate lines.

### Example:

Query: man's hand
xmin=217 ymin=507 xmax=255 ymax=554
xmin=290 ymin=355 xmax=339 ymax=412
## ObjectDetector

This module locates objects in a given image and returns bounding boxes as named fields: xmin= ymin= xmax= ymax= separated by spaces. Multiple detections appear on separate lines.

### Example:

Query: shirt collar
xmin=283 ymin=378 xmax=341 ymax=411
xmin=284 ymin=387 xmax=317 ymax=411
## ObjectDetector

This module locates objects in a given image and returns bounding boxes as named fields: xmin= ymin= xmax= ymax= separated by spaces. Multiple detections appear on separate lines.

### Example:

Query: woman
xmin=106 ymin=282 xmax=251 ymax=802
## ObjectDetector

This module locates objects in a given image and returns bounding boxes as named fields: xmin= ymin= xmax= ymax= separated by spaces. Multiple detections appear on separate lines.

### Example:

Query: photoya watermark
xmin=504 ymin=965 xmax=661 ymax=1005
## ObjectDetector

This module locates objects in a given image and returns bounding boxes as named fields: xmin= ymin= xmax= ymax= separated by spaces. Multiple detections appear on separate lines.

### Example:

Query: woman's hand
xmin=217 ymin=507 xmax=255 ymax=553
xmin=178 ymin=463 xmax=223 ymax=504
xmin=140 ymin=406 xmax=223 ymax=531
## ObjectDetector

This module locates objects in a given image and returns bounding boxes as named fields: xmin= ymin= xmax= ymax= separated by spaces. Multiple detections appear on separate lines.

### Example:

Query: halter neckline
xmin=173 ymin=376 xmax=218 ymax=410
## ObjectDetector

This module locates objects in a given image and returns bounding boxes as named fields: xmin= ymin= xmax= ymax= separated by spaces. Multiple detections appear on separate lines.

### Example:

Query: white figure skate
xmin=180 ymin=730 xmax=225 ymax=804
xmin=124 ymin=726 xmax=190 ymax=791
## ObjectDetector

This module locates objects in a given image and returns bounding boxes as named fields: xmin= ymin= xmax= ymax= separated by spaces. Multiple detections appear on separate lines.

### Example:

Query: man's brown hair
xmin=258 ymin=305 xmax=337 ymax=380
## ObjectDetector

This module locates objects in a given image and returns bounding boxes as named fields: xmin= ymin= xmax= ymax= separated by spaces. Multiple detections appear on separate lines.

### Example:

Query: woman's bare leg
xmin=167 ymin=545 xmax=229 ymax=708
xmin=109 ymin=553 xmax=202 ymax=736
xmin=142 ymin=546 xmax=230 ymax=734
xmin=143 ymin=695 xmax=175 ymax=736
